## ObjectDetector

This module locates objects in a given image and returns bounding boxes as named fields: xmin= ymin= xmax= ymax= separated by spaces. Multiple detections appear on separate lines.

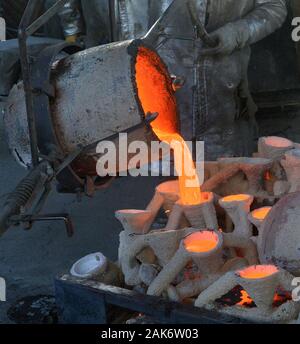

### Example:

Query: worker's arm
xmin=202 ymin=0 xmax=287 ymax=55
xmin=241 ymin=0 xmax=288 ymax=44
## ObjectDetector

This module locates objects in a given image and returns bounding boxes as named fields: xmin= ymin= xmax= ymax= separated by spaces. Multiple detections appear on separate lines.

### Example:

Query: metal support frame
xmin=55 ymin=275 xmax=255 ymax=324
xmin=108 ymin=0 xmax=117 ymax=43
xmin=16 ymin=0 xmax=87 ymax=225
xmin=18 ymin=0 xmax=69 ymax=167
xmin=0 ymin=0 xmax=80 ymax=238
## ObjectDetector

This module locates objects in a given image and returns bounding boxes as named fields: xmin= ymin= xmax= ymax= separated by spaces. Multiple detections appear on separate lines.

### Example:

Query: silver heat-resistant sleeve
xmin=237 ymin=0 xmax=288 ymax=45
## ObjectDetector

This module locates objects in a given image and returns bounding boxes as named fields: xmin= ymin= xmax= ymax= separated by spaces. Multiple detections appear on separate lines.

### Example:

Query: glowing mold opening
xmin=238 ymin=265 xmax=279 ymax=280
xmin=222 ymin=194 xmax=251 ymax=203
xmin=184 ymin=231 xmax=219 ymax=254
xmin=264 ymin=137 xmax=293 ymax=149
xmin=252 ymin=207 xmax=272 ymax=221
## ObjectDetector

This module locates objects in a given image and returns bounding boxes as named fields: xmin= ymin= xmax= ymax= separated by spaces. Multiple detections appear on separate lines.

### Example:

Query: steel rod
xmin=18 ymin=0 xmax=42 ymax=166
xmin=26 ymin=0 xmax=69 ymax=36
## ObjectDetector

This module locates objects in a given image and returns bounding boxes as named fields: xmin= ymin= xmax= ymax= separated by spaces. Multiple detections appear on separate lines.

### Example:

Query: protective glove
xmin=201 ymin=21 xmax=251 ymax=56
xmin=201 ymin=0 xmax=287 ymax=56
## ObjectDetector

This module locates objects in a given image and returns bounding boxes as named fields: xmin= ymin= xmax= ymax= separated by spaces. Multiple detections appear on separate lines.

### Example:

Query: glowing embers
xmin=216 ymin=286 xmax=292 ymax=308
xmin=216 ymin=286 xmax=256 ymax=308
xmin=237 ymin=289 xmax=255 ymax=307
xmin=184 ymin=231 xmax=219 ymax=254
xmin=251 ymin=207 xmax=272 ymax=221
xmin=238 ymin=265 xmax=279 ymax=280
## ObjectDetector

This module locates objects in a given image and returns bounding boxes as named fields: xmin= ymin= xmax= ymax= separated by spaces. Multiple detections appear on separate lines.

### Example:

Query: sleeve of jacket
xmin=236 ymin=0 xmax=288 ymax=45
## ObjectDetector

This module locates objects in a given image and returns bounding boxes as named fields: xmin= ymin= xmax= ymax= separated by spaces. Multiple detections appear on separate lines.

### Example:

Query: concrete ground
xmin=0 ymin=101 xmax=163 ymax=323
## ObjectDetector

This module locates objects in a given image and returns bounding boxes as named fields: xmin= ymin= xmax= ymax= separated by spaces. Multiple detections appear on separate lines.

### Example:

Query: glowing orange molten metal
xmin=184 ymin=231 xmax=219 ymax=253
xmin=252 ymin=207 xmax=272 ymax=221
xmin=135 ymin=47 xmax=202 ymax=205
xmin=237 ymin=290 xmax=253 ymax=307
xmin=222 ymin=194 xmax=250 ymax=202
xmin=238 ymin=265 xmax=278 ymax=280
xmin=265 ymin=136 xmax=293 ymax=148
xmin=237 ymin=289 xmax=291 ymax=308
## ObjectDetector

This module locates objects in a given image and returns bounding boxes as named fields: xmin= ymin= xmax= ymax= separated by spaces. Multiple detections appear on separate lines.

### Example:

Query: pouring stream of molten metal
xmin=135 ymin=47 xmax=202 ymax=206
xmin=153 ymin=130 xmax=202 ymax=205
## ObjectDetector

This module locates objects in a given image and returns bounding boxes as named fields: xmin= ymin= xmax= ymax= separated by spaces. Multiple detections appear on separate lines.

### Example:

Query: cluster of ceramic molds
xmin=116 ymin=180 xmax=221 ymax=287
xmin=117 ymin=219 xmax=197 ymax=286
xmin=201 ymin=158 xmax=272 ymax=198
xmin=218 ymin=193 xmax=272 ymax=250
xmin=201 ymin=136 xmax=300 ymax=200
xmin=147 ymin=230 xmax=258 ymax=300
xmin=195 ymin=265 xmax=300 ymax=323
xmin=116 ymin=177 xmax=264 ymax=300
xmin=113 ymin=136 xmax=300 ymax=322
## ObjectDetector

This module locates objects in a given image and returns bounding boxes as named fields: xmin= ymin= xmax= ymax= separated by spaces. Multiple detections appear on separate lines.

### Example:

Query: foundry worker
xmin=52 ymin=0 xmax=287 ymax=160
xmin=113 ymin=0 xmax=288 ymax=160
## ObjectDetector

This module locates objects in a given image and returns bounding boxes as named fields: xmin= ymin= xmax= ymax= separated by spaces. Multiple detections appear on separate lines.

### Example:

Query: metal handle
xmin=186 ymin=0 xmax=217 ymax=48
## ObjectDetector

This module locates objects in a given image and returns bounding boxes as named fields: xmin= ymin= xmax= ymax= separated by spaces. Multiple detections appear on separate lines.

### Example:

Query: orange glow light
xmin=135 ymin=47 xmax=202 ymax=206
xmin=264 ymin=171 xmax=272 ymax=181
xmin=184 ymin=231 xmax=219 ymax=253
xmin=238 ymin=265 xmax=278 ymax=280
xmin=135 ymin=46 xmax=178 ymax=136
xmin=252 ymin=207 xmax=272 ymax=221
xmin=265 ymin=137 xmax=293 ymax=148
xmin=222 ymin=194 xmax=250 ymax=202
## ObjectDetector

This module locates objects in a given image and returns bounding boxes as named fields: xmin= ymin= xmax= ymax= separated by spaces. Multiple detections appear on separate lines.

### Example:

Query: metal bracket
xmin=31 ymin=42 xmax=82 ymax=156
xmin=31 ymin=41 xmax=85 ymax=193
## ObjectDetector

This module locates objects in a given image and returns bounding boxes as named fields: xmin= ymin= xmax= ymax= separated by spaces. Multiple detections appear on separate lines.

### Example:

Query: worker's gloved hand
xmin=201 ymin=22 xmax=251 ymax=56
